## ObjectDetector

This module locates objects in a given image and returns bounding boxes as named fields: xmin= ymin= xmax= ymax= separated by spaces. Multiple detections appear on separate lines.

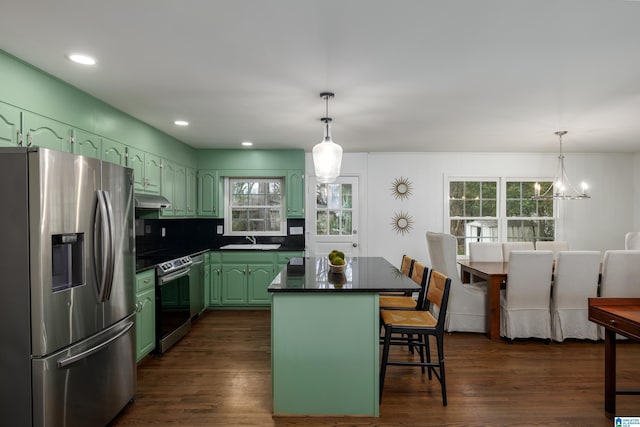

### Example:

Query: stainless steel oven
xmin=155 ymin=255 xmax=192 ymax=354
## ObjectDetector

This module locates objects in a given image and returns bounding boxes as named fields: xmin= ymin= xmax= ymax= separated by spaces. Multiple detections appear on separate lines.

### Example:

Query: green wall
xmin=1 ymin=50 xmax=304 ymax=172
xmin=0 ymin=50 xmax=196 ymax=167
xmin=196 ymin=149 xmax=304 ymax=171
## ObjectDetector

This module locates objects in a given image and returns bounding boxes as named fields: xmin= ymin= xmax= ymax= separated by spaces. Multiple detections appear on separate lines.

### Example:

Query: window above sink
xmin=224 ymin=177 xmax=287 ymax=236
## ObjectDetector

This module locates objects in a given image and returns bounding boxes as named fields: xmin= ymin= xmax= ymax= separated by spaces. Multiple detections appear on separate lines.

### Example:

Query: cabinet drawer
xmin=221 ymin=251 xmax=275 ymax=264
xmin=136 ymin=270 xmax=155 ymax=292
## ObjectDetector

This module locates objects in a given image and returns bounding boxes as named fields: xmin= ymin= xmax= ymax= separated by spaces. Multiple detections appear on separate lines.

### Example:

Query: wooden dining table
xmin=458 ymin=260 xmax=508 ymax=341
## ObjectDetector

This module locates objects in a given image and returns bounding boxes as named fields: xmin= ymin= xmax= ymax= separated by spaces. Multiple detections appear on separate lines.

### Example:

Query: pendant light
xmin=313 ymin=92 xmax=343 ymax=183
xmin=532 ymin=131 xmax=590 ymax=200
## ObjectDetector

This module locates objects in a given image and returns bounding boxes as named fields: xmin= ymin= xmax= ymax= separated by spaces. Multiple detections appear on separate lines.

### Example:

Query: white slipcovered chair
xmin=426 ymin=231 xmax=487 ymax=333
xmin=550 ymin=251 xmax=601 ymax=341
xmin=502 ymin=242 xmax=534 ymax=262
xmin=624 ymin=232 xmax=640 ymax=250
xmin=535 ymin=241 xmax=570 ymax=261
xmin=469 ymin=242 xmax=504 ymax=263
xmin=500 ymin=250 xmax=553 ymax=340
xmin=598 ymin=250 xmax=640 ymax=339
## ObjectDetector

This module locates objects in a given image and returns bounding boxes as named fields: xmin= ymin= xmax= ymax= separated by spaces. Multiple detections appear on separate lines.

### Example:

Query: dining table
xmin=268 ymin=256 xmax=420 ymax=417
xmin=588 ymin=297 xmax=640 ymax=418
xmin=458 ymin=260 xmax=508 ymax=341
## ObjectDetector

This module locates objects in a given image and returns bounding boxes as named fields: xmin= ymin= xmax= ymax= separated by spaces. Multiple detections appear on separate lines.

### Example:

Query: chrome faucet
xmin=245 ymin=235 xmax=257 ymax=245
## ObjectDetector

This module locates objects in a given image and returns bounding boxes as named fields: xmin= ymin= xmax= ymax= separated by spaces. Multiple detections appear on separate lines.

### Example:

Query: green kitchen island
xmin=268 ymin=257 xmax=420 ymax=417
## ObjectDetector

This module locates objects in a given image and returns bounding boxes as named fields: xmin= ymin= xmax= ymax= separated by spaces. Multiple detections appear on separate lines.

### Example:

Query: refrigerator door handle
xmin=56 ymin=320 xmax=134 ymax=369
xmin=94 ymin=190 xmax=111 ymax=302
xmin=102 ymin=190 xmax=116 ymax=301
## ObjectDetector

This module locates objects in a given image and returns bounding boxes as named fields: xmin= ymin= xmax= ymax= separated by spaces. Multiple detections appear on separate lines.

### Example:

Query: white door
xmin=306 ymin=176 xmax=360 ymax=257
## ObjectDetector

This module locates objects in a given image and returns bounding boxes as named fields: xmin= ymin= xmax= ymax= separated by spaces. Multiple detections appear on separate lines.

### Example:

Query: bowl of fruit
xmin=328 ymin=250 xmax=347 ymax=274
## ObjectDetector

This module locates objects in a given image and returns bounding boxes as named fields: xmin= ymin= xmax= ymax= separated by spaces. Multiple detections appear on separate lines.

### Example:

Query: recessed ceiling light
xmin=67 ymin=54 xmax=96 ymax=65
xmin=174 ymin=120 xmax=189 ymax=126
xmin=241 ymin=141 xmax=253 ymax=147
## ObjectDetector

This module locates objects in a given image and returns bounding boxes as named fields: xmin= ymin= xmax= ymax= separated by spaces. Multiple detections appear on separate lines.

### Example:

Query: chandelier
xmin=312 ymin=92 xmax=343 ymax=184
xmin=532 ymin=131 xmax=590 ymax=200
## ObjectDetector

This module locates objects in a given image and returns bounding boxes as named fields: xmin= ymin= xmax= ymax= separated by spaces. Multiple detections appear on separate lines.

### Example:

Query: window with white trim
xmin=224 ymin=177 xmax=286 ymax=236
xmin=448 ymin=179 xmax=499 ymax=255
xmin=446 ymin=177 xmax=556 ymax=255
xmin=504 ymin=180 xmax=555 ymax=243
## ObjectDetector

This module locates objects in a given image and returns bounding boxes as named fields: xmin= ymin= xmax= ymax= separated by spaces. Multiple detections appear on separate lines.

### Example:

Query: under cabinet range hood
xmin=135 ymin=193 xmax=171 ymax=209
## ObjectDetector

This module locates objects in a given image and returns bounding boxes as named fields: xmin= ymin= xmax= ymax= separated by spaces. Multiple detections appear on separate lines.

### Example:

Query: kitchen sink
xmin=219 ymin=244 xmax=281 ymax=250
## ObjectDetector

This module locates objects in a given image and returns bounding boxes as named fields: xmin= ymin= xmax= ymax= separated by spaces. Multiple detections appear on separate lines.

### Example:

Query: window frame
xmin=445 ymin=177 xmax=500 ymax=256
xmin=445 ymin=176 xmax=558 ymax=256
xmin=224 ymin=176 xmax=287 ymax=237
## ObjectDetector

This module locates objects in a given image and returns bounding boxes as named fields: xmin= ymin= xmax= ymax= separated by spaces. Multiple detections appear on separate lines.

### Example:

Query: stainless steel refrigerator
xmin=0 ymin=147 xmax=136 ymax=426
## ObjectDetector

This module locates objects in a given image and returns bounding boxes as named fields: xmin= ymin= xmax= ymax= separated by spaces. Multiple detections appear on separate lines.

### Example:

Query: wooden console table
xmin=588 ymin=297 xmax=640 ymax=418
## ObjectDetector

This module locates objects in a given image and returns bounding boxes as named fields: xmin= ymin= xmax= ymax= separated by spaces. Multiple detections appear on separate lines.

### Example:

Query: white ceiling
xmin=1 ymin=0 xmax=640 ymax=153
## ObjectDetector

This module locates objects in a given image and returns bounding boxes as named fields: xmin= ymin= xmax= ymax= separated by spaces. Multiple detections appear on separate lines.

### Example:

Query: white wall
xmin=307 ymin=151 xmax=634 ymax=268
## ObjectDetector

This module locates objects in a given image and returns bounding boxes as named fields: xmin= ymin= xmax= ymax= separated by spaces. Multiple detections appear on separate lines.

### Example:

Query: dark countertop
xmin=268 ymin=257 xmax=420 ymax=293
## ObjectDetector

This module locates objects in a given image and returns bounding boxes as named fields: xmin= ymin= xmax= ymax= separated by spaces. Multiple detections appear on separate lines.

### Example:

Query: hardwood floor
xmin=111 ymin=310 xmax=640 ymax=426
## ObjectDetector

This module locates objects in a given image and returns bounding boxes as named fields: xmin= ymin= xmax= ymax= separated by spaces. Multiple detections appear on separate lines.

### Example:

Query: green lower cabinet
xmin=247 ymin=263 xmax=275 ymax=305
xmin=208 ymin=251 xmax=302 ymax=308
xmin=208 ymin=253 xmax=222 ymax=305
xmin=135 ymin=270 xmax=156 ymax=362
xmin=221 ymin=264 xmax=248 ymax=304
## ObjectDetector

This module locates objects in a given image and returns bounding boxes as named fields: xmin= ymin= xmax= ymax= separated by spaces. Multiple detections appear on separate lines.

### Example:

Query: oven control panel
xmin=157 ymin=255 xmax=192 ymax=276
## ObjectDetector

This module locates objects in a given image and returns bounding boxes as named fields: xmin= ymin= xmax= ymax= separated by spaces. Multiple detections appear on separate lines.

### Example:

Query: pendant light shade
xmin=313 ymin=92 xmax=343 ymax=183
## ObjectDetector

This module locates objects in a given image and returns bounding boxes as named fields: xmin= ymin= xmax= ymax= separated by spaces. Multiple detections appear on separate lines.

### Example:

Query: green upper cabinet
xmin=160 ymin=160 xmax=176 ymax=217
xmin=197 ymin=169 xmax=220 ymax=218
xmin=287 ymin=169 xmax=304 ymax=218
xmin=127 ymin=147 xmax=162 ymax=194
xmin=145 ymin=154 xmax=162 ymax=194
xmin=102 ymin=138 xmax=127 ymax=166
xmin=175 ymin=164 xmax=187 ymax=216
xmin=160 ymin=160 xmax=188 ymax=218
xmin=160 ymin=160 xmax=187 ymax=217
xmin=127 ymin=147 xmax=145 ymax=189
xmin=186 ymin=167 xmax=197 ymax=217
xmin=0 ymin=103 xmax=21 ymax=147
xmin=72 ymin=129 xmax=101 ymax=159
xmin=22 ymin=112 xmax=72 ymax=152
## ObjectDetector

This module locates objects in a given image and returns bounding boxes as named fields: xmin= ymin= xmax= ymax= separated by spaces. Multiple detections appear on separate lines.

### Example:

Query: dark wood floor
xmin=111 ymin=310 xmax=640 ymax=426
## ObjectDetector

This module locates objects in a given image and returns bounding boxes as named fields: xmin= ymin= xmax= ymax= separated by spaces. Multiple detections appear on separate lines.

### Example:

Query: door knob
xmin=353 ymin=243 xmax=358 ymax=247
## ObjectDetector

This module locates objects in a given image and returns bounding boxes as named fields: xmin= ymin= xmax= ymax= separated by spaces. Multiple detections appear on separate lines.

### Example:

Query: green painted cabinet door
xmin=135 ymin=270 xmax=156 ymax=362
xmin=160 ymin=160 xmax=176 ymax=217
xmin=186 ymin=167 xmax=197 ymax=217
xmin=174 ymin=164 xmax=186 ymax=217
xmin=221 ymin=264 xmax=247 ymax=305
xmin=247 ymin=263 xmax=275 ymax=305
xmin=0 ymin=102 xmax=21 ymax=147
xmin=23 ymin=112 xmax=71 ymax=152
xmin=208 ymin=252 xmax=222 ymax=306
xmin=102 ymin=138 xmax=127 ymax=166
xmin=145 ymin=154 xmax=162 ymax=194
xmin=287 ymin=169 xmax=304 ymax=218
xmin=127 ymin=147 xmax=146 ymax=191
xmin=136 ymin=287 xmax=156 ymax=362
xmin=72 ymin=129 xmax=101 ymax=159
xmin=197 ymin=169 xmax=219 ymax=217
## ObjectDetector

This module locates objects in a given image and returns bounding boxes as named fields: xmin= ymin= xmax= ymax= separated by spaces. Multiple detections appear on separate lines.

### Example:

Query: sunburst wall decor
xmin=391 ymin=211 xmax=414 ymax=235
xmin=390 ymin=176 xmax=413 ymax=200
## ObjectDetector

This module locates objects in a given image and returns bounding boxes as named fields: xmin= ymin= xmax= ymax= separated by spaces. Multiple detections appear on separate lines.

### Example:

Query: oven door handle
xmin=159 ymin=268 xmax=191 ymax=285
